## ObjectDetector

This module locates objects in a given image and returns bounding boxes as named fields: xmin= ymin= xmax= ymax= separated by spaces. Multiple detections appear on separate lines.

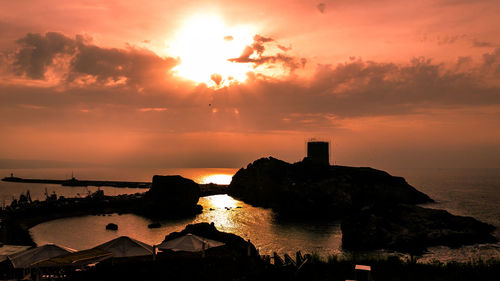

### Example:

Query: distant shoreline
xmin=2 ymin=176 xmax=229 ymax=193
xmin=2 ymin=176 xmax=151 ymax=188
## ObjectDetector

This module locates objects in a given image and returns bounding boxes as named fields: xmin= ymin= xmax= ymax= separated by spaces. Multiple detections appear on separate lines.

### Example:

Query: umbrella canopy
xmin=9 ymin=244 xmax=75 ymax=268
xmin=158 ymin=233 xmax=225 ymax=252
xmin=0 ymin=245 xmax=32 ymax=263
xmin=34 ymin=248 xmax=112 ymax=268
xmin=94 ymin=236 xmax=153 ymax=258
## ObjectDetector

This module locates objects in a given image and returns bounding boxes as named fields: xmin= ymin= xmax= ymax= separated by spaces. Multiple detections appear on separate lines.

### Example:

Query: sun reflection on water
xmin=199 ymin=195 xmax=243 ymax=231
xmin=203 ymin=194 xmax=240 ymax=209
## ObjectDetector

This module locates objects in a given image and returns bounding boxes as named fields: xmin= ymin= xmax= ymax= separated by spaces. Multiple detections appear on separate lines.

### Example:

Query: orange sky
xmin=1 ymin=0 xmax=499 ymax=170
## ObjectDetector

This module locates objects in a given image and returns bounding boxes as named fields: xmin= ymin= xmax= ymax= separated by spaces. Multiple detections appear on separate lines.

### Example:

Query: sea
xmin=1 ymin=167 xmax=499 ymax=263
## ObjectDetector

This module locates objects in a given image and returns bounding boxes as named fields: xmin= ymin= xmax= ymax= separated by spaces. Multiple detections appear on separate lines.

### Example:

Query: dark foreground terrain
xmin=28 ymin=253 xmax=500 ymax=281
xmin=5 ymin=223 xmax=497 ymax=281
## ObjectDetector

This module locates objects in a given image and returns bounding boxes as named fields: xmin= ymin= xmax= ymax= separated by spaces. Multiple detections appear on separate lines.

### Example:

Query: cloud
xmin=4 ymin=32 xmax=500 ymax=135
xmin=223 ymin=55 xmax=500 ymax=129
xmin=138 ymin=107 xmax=168 ymax=112
xmin=228 ymin=34 xmax=307 ymax=71
xmin=277 ymin=45 xmax=291 ymax=52
xmin=10 ymin=31 xmax=309 ymax=88
xmin=436 ymin=34 xmax=465 ymax=45
xmin=317 ymin=3 xmax=326 ymax=13
xmin=481 ymin=47 xmax=500 ymax=74
xmin=210 ymin=73 xmax=223 ymax=86
xmin=2 ymin=36 xmax=500 ymax=169
xmin=18 ymin=104 xmax=45 ymax=110
xmin=473 ymin=39 xmax=494 ymax=48
xmin=13 ymin=32 xmax=76 ymax=79
xmin=68 ymin=40 xmax=177 ymax=86
xmin=12 ymin=32 xmax=178 ymax=86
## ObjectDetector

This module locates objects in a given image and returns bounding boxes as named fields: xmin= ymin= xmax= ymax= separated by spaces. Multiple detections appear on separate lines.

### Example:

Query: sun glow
xmin=168 ymin=15 xmax=256 ymax=87
xmin=201 ymin=174 xmax=233 ymax=185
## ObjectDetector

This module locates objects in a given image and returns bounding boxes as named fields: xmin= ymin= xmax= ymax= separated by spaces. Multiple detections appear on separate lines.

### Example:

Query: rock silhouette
xmin=162 ymin=222 xmax=258 ymax=258
xmin=106 ymin=223 xmax=118 ymax=230
xmin=229 ymin=156 xmax=497 ymax=252
xmin=141 ymin=175 xmax=201 ymax=217
xmin=229 ymin=157 xmax=432 ymax=218
xmin=341 ymin=204 xmax=497 ymax=253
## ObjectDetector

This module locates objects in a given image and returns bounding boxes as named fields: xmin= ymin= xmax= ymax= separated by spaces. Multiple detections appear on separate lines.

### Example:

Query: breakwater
xmin=2 ymin=176 xmax=228 ymax=194
xmin=2 ymin=176 xmax=151 ymax=188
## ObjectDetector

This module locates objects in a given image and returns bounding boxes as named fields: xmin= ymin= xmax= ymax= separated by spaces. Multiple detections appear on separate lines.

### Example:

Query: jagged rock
xmin=106 ymin=223 xmax=118 ymax=230
xmin=141 ymin=175 xmax=201 ymax=217
xmin=229 ymin=157 xmax=432 ymax=218
xmin=341 ymin=204 xmax=497 ymax=253
xmin=148 ymin=223 xmax=161 ymax=228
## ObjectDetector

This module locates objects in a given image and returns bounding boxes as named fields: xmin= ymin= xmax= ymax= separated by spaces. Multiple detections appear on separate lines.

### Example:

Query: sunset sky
xmin=1 ymin=0 xmax=499 ymax=170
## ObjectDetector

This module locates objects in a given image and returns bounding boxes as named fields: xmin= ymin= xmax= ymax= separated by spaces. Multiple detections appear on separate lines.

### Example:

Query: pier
xmin=2 ymin=175 xmax=151 ymax=188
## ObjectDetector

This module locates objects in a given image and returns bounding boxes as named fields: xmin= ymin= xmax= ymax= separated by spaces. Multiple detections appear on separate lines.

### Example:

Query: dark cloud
xmin=228 ymin=34 xmax=307 ymax=71
xmin=2 ymin=47 xmax=500 ymax=169
xmin=277 ymin=45 xmax=291 ymax=52
xmin=4 ymin=32 xmax=500 ymax=134
xmin=455 ymin=56 xmax=472 ymax=71
xmin=254 ymin=35 xmax=273 ymax=43
xmin=436 ymin=34 xmax=465 ymax=45
xmin=13 ymin=32 xmax=76 ymax=79
xmin=68 ymin=40 xmax=177 ymax=85
xmin=473 ymin=39 xmax=494 ymax=48
xmin=441 ymin=0 xmax=498 ymax=5
xmin=229 ymin=35 xmax=273 ymax=62
xmin=317 ymin=3 xmax=326 ymax=13
xmin=12 ymin=32 xmax=178 ymax=85
xmin=481 ymin=47 xmax=500 ymax=74
xmin=252 ymin=35 xmax=273 ymax=55
xmin=224 ymin=55 xmax=500 ymax=129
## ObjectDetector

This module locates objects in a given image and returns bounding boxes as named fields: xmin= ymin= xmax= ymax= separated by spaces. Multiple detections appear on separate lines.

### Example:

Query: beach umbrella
xmin=33 ymin=248 xmax=113 ymax=268
xmin=94 ymin=236 xmax=153 ymax=258
xmin=158 ymin=233 xmax=225 ymax=252
xmin=8 ymin=244 xmax=75 ymax=268
xmin=0 ymin=245 xmax=32 ymax=263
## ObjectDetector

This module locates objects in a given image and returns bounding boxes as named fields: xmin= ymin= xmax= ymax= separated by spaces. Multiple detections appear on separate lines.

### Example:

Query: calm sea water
xmin=1 ymin=167 xmax=499 ymax=262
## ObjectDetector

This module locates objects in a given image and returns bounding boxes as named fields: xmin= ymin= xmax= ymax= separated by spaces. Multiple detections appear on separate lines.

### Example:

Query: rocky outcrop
xmin=229 ymin=157 xmax=497 ymax=252
xmin=341 ymin=204 xmax=497 ymax=253
xmin=106 ymin=223 xmax=118 ymax=230
xmin=141 ymin=175 xmax=202 ymax=217
xmin=162 ymin=222 xmax=258 ymax=258
xmin=229 ymin=157 xmax=432 ymax=218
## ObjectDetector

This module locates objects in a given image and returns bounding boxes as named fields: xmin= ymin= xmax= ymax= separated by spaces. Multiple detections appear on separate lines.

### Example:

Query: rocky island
xmin=140 ymin=175 xmax=202 ymax=217
xmin=229 ymin=156 xmax=497 ymax=253
xmin=229 ymin=157 xmax=432 ymax=217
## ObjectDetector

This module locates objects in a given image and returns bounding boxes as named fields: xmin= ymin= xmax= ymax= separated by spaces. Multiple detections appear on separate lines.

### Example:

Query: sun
xmin=168 ymin=15 xmax=256 ymax=88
